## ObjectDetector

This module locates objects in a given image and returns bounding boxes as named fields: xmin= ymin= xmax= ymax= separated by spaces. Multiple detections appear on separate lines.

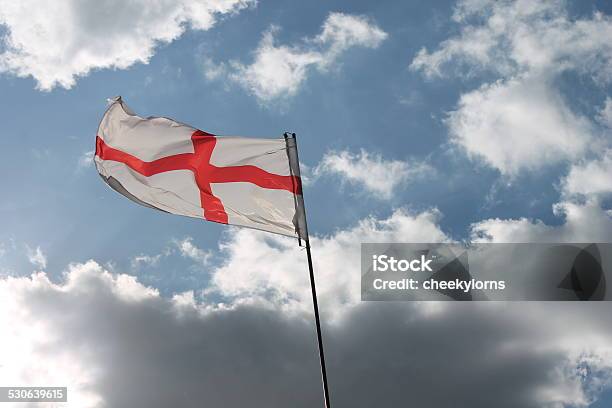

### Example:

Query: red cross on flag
xmin=95 ymin=97 xmax=308 ymax=241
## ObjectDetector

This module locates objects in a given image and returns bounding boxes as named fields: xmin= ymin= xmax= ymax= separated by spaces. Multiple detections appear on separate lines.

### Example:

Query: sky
xmin=0 ymin=0 xmax=612 ymax=407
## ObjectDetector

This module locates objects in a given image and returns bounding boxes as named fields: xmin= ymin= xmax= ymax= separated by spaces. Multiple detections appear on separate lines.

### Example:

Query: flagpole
xmin=284 ymin=132 xmax=332 ymax=408
xmin=305 ymin=238 xmax=332 ymax=408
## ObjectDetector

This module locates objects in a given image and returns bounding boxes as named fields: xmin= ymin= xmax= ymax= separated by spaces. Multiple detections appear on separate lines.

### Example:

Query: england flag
xmin=95 ymin=97 xmax=308 ymax=240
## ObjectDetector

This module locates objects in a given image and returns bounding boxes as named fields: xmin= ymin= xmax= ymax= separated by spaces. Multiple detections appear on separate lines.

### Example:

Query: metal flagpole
xmin=284 ymin=132 xmax=332 ymax=408
xmin=305 ymin=238 xmax=332 ymax=408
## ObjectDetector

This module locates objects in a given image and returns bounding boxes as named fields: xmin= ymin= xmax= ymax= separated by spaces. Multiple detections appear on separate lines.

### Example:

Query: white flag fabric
xmin=95 ymin=97 xmax=307 ymax=240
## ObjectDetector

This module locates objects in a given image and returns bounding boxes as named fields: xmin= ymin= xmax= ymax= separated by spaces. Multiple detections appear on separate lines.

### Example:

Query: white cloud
xmin=202 ymin=57 xmax=227 ymax=81
xmin=471 ymin=199 xmax=612 ymax=243
xmin=446 ymin=77 xmax=592 ymax=175
xmin=218 ymin=13 xmax=387 ymax=102
xmin=410 ymin=0 xmax=612 ymax=175
xmin=209 ymin=208 xmax=449 ymax=315
xmin=0 ymin=0 xmax=254 ymax=90
xmin=25 ymin=245 xmax=47 ymax=269
xmin=314 ymin=12 xmax=390 ymax=63
xmin=411 ymin=0 xmax=612 ymax=82
xmin=131 ymin=254 xmax=163 ymax=269
xmin=227 ymin=26 xmax=322 ymax=101
xmin=174 ymin=237 xmax=212 ymax=265
xmin=563 ymin=149 xmax=612 ymax=197
xmin=130 ymin=238 xmax=210 ymax=269
xmin=313 ymin=150 xmax=433 ymax=199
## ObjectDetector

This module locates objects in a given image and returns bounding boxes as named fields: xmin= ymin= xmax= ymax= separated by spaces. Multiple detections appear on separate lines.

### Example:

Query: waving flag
xmin=95 ymin=97 xmax=332 ymax=408
xmin=95 ymin=97 xmax=307 ymax=240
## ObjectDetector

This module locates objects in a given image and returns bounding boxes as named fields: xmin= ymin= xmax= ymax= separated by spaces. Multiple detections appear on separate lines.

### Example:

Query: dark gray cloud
xmin=2 ymin=262 xmax=611 ymax=408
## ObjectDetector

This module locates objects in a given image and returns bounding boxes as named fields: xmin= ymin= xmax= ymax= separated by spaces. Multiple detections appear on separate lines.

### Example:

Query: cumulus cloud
xmin=409 ymin=0 xmax=612 ymax=259
xmin=25 ymin=245 xmax=47 ymax=269
xmin=562 ymin=149 xmax=612 ymax=197
xmin=207 ymin=13 xmax=387 ymax=102
xmin=312 ymin=150 xmax=433 ymax=199
xmin=3 ymin=218 xmax=612 ymax=407
xmin=446 ymin=77 xmax=592 ymax=175
xmin=0 ymin=0 xmax=254 ymax=90
xmin=411 ymin=0 xmax=612 ymax=81
xmin=410 ymin=0 xmax=612 ymax=175
xmin=471 ymin=199 xmax=612 ymax=243
xmin=209 ymin=208 xmax=448 ymax=315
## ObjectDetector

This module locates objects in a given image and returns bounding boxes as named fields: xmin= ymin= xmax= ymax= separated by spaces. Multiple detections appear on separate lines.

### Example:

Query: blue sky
xmin=0 ymin=0 xmax=608 ymax=284
xmin=1 ymin=0 xmax=612 ymax=407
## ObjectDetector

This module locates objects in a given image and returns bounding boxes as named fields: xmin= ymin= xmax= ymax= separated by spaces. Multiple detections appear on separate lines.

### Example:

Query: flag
xmin=95 ymin=97 xmax=308 ymax=240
